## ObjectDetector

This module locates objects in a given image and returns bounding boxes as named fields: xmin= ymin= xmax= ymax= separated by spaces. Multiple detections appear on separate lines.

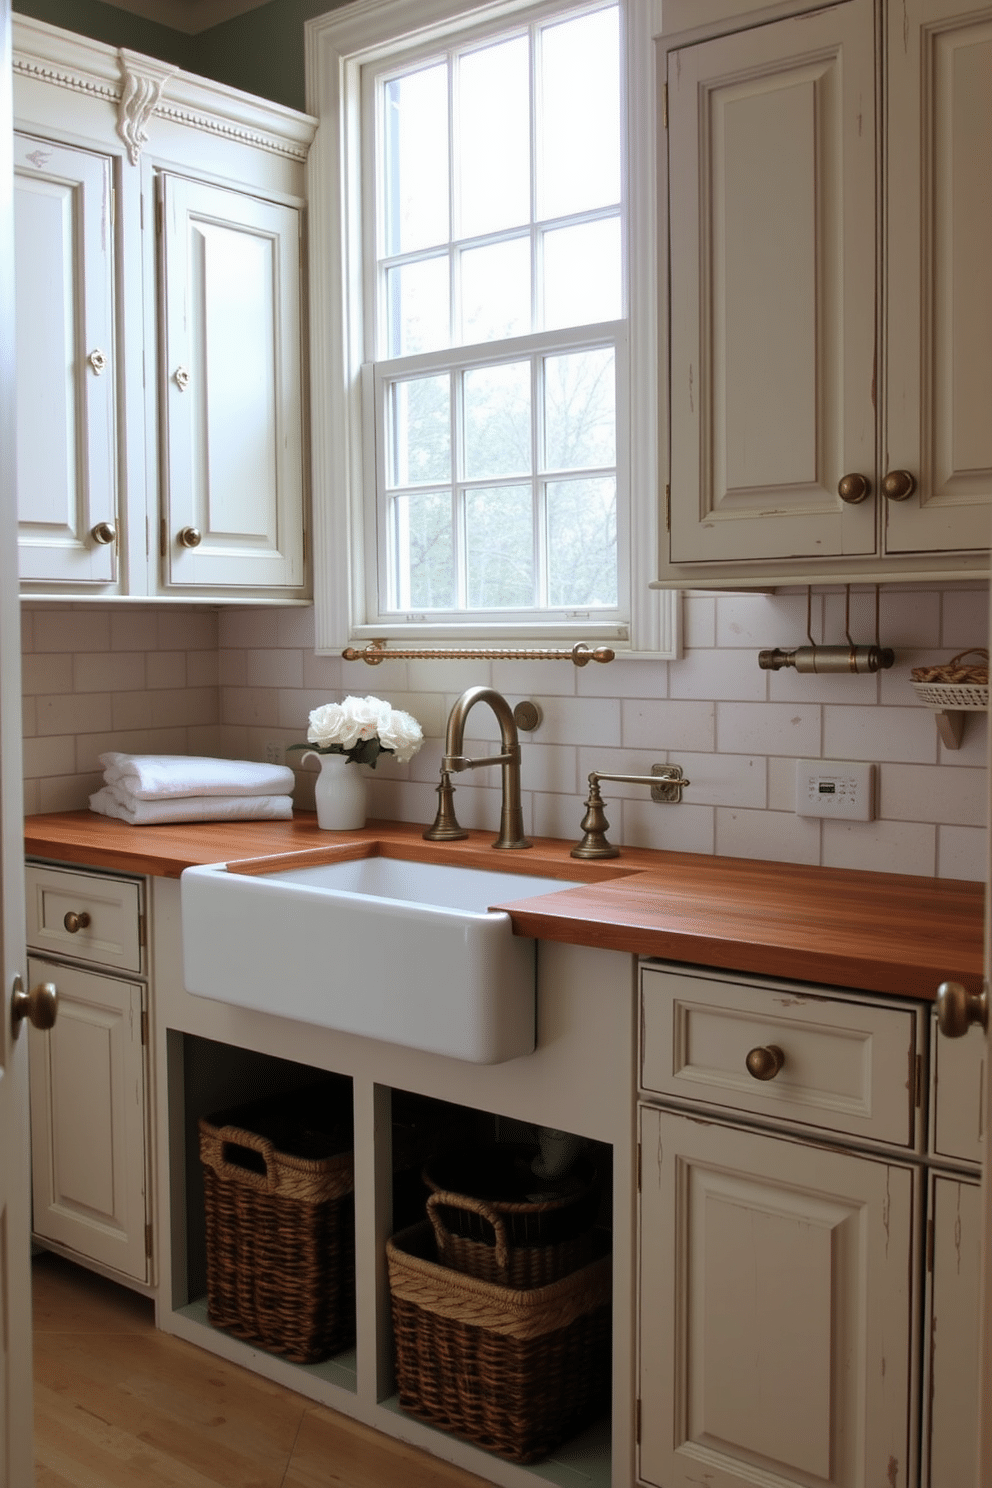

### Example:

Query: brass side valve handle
xmin=11 ymin=976 xmax=58 ymax=1036
xmin=63 ymin=910 xmax=91 ymax=934
xmin=745 ymin=1044 xmax=784 ymax=1081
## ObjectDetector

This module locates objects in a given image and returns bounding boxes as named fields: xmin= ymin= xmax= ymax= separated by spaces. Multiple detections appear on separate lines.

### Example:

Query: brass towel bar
xmin=342 ymin=640 xmax=616 ymax=667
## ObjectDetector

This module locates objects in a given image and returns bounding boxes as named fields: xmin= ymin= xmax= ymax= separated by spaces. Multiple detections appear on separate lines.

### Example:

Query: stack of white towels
xmin=89 ymin=752 xmax=296 ymax=826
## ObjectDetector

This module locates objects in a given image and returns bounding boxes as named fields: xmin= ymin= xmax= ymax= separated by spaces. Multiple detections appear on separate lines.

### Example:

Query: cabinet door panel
xmin=160 ymin=174 xmax=305 ymax=591
xmin=923 ymin=1174 xmax=981 ymax=1487
xmin=886 ymin=5 xmax=992 ymax=554
xmin=667 ymin=0 xmax=877 ymax=564
xmin=639 ymin=1106 xmax=916 ymax=1488
xmin=14 ymin=134 xmax=117 ymax=583
xmin=27 ymin=956 xmax=149 ymax=1282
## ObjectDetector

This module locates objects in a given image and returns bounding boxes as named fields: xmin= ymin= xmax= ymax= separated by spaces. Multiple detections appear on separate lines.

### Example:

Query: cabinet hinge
xmin=665 ymin=484 xmax=671 ymax=532
xmin=636 ymin=1397 xmax=642 ymax=1445
xmin=138 ymin=912 xmax=147 ymax=950
xmin=145 ymin=1222 xmax=154 ymax=1260
xmin=926 ymin=1216 xmax=934 ymax=1273
xmin=160 ymin=518 xmax=167 ymax=559
xmin=914 ymin=1052 xmax=924 ymax=1109
xmin=140 ymin=1009 xmax=149 ymax=1047
xmin=156 ymin=197 xmax=164 ymax=237
xmin=663 ymin=82 xmax=668 ymax=130
xmin=636 ymin=1141 xmax=642 ymax=1193
xmin=110 ymin=186 xmax=116 ymax=229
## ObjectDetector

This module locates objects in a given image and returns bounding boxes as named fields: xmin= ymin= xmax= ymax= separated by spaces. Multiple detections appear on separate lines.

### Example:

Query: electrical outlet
xmin=795 ymin=760 xmax=875 ymax=821
xmin=264 ymin=741 xmax=285 ymax=766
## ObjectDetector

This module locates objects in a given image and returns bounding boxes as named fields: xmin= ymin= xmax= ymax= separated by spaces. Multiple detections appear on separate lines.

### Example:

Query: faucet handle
xmin=423 ymin=770 xmax=469 ymax=842
xmin=570 ymin=777 xmax=621 ymax=860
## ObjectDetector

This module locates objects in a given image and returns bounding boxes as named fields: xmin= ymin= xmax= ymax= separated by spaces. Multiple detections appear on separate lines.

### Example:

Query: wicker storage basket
xmin=426 ymin=1190 xmax=598 ymax=1287
xmin=423 ymin=1144 xmax=599 ymax=1286
xmin=911 ymin=648 xmax=989 ymax=710
xmin=199 ymin=1082 xmax=355 ymax=1364
xmin=387 ymin=1221 xmax=612 ymax=1464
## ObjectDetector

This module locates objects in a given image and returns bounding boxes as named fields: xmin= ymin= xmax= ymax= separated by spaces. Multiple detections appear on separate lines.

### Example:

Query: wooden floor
xmin=32 ymin=1252 xmax=490 ymax=1488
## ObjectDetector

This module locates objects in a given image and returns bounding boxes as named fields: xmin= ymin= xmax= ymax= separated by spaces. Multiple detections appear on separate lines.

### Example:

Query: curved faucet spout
xmin=424 ymin=686 xmax=532 ymax=850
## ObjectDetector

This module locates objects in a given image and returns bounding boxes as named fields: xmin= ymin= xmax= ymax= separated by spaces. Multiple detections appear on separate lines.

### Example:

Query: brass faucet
xmin=423 ymin=686 xmax=531 ymax=850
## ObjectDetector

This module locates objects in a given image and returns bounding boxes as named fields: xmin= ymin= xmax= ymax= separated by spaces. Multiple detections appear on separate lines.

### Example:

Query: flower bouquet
xmin=289 ymin=695 xmax=424 ymax=769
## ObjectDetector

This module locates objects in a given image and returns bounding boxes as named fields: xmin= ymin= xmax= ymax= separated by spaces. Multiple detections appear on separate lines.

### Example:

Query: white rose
xmin=306 ymin=702 xmax=349 ymax=750
xmin=377 ymin=706 xmax=424 ymax=763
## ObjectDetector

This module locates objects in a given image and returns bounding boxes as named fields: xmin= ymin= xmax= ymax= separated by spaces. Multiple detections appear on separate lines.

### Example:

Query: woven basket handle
xmin=213 ymin=1125 xmax=280 ymax=1192
xmin=946 ymin=648 xmax=989 ymax=666
xmin=426 ymin=1190 xmax=510 ymax=1276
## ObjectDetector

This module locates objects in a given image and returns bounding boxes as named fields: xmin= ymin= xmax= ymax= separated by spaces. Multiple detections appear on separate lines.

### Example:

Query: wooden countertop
xmin=24 ymin=810 xmax=984 ymax=1001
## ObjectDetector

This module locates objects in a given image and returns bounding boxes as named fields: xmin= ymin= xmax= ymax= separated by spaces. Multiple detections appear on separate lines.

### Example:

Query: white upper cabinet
xmin=15 ymin=135 xmax=119 ymax=584
xmin=159 ymin=176 xmax=305 ymax=591
xmin=656 ymin=0 xmax=992 ymax=588
xmin=12 ymin=16 xmax=316 ymax=602
xmin=885 ymin=2 xmax=992 ymax=557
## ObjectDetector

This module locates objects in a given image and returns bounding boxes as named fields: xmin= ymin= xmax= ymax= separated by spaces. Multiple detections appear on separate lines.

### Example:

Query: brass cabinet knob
xmin=90 ymin=522 xmax=116 ymax=545
xmin=177 ymin=526 xmax=202 ymax=548
xmin=745 ymin=1044 xmax=784 ymax=1081
xmin=11 ymin=976 xmax=58 ymax=1036
xmin=63 ymin=910 xmax=91 ymax=934
xmin=881 ymin=469 xmax=916 ymax=502
xmin=838 ymin=473 xmax=870 ymax=504
xmin=935 ymin=980 xmax=988 ymax=1038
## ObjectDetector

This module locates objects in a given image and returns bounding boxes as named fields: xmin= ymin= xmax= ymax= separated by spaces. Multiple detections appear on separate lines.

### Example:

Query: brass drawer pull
xmin=745 ymin=1044 xmax=784 ymax=1081
xmin=935 ymin=980 xmax=988 ymax=1038
xmin=63 ymin=910 xmax=91 ymax=934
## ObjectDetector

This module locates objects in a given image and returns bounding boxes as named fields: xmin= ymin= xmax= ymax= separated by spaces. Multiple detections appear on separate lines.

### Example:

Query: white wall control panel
xmin=795 ymin=760 xmax=875 ymax=821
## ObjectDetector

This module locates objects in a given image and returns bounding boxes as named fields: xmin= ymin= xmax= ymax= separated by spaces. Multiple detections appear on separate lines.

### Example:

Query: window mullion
xmin=533 ymin=351 xmax=547 ymax=608
xmin=451 ymin=368 xmax=467 ymax=609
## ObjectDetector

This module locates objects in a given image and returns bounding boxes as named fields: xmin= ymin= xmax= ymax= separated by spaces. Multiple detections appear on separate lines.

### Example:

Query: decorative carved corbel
xmin=117 ymin=50 xmax=177 ymax=165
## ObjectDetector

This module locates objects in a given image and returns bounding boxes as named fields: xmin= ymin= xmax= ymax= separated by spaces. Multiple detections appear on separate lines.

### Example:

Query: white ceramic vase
xmin=303 ymin=751 xmax=368 ymax=830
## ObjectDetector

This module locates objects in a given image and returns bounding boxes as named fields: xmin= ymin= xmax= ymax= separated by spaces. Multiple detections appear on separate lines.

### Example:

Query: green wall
xmin=13 ymin=0 xmax=195 ymax=67
xmin=194 ymin=0 xmax=349 ymax=112
xmin=12 ymin=0 xmax=352 ymax=112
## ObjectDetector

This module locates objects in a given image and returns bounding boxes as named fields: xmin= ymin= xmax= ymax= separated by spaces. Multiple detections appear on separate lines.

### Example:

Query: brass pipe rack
xmin=342 ymin=640 xmax=616 ymax=667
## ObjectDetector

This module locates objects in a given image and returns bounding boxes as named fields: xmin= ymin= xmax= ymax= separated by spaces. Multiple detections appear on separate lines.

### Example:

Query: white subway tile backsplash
xmin=623 ymin=698 xmax=715 ymax=752
xmin=822 ymin=817 xmax=937 ymax=877
xmin=940 ymin=587 xmax=989 ymax=649
xmin=621 ymin=796 xmax=715 ymax=855
xmin=20 ymin=586 xmax=989 ymax=881
xmin=878 ymin=588 xmax=942 ymax=648
xmin=937 ymin=825 xmax=988 ymax=882
xmin=716 ymin=807 xmax=821 ymax=866
xmin=146 ymin=651 xmax=187 ymax=690
xmin=822 ymin=704 xmax=936 ymax=764
xmin=879 ymin=762 xmax=987 ymax=826
xmin=717 ymin=701 xmax=821 ymax=757
xmin=74 ymin=651 xmax=145 ymax=694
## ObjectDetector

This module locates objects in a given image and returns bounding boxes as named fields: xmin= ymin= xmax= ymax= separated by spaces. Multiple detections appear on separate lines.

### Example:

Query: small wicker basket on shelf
xmin=910 ymin=648 xmax=988 ymax=749
xmin=910 ymin=648 xmax=989 ymax=710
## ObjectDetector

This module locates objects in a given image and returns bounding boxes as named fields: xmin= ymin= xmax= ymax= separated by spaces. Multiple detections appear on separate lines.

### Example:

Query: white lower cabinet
xmin=638 ymin=962 xmax=990 ymax=1488
xmin=26 ymin=862 xmax=152 ymax=1288
xmin=638 ymin=1107 xmax=916 ymax=1488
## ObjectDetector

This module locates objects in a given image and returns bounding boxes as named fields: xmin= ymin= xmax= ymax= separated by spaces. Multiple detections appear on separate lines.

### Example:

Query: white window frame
xmin=305 ymin=0 xmax=677 ymax=657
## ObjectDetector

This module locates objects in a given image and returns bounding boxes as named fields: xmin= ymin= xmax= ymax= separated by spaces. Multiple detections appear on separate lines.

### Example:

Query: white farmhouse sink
xmin=180 ymin=854 xmax=583 ymax=1064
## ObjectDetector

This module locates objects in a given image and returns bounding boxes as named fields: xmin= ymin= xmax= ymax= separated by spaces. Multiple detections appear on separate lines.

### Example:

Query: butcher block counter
xmin=24 ymin=810 xmax=983 ymax=1001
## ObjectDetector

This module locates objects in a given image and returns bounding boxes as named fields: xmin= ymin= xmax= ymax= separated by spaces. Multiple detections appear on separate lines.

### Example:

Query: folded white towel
xmin=99 ymin=752 xmax=295 ymax=800
xmin=89 ymin=786 xmax=294 ymax=826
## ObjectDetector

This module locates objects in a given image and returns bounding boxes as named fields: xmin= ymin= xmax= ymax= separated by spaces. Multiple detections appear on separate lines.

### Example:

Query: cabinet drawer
xmin=26 ymin=864 xmax=143 ymax=974
xmin=930 ymin=1012 xmax=984 ymax=1168
xmin=641 ymin=965 xmax=920 ymax=1148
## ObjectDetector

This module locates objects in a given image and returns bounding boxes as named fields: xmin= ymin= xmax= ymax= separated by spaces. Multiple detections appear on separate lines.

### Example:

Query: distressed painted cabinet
xmin=923 ymin=1013 xmax=984 ymax=1487
xmin=25 ymin=862 xmax=153 ymax=1288
xmin=656 ymin=0 xmax=992 ymax=588
xmin=637 ymin=963 xmax=925 ymax=1488
xmin=12 ymin=16 xmax=314 ymax=601
xmin=14 ymin=135 xmax=120 ymax=585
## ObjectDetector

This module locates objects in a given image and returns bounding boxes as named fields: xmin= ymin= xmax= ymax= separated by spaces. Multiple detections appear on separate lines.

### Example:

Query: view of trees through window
xmin=371 ymin=2 xmax=623 ymax=620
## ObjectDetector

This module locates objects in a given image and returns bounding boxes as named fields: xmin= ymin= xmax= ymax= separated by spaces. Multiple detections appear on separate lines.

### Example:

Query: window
xmin=307 ymin=0 xmax=676 ymax=656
